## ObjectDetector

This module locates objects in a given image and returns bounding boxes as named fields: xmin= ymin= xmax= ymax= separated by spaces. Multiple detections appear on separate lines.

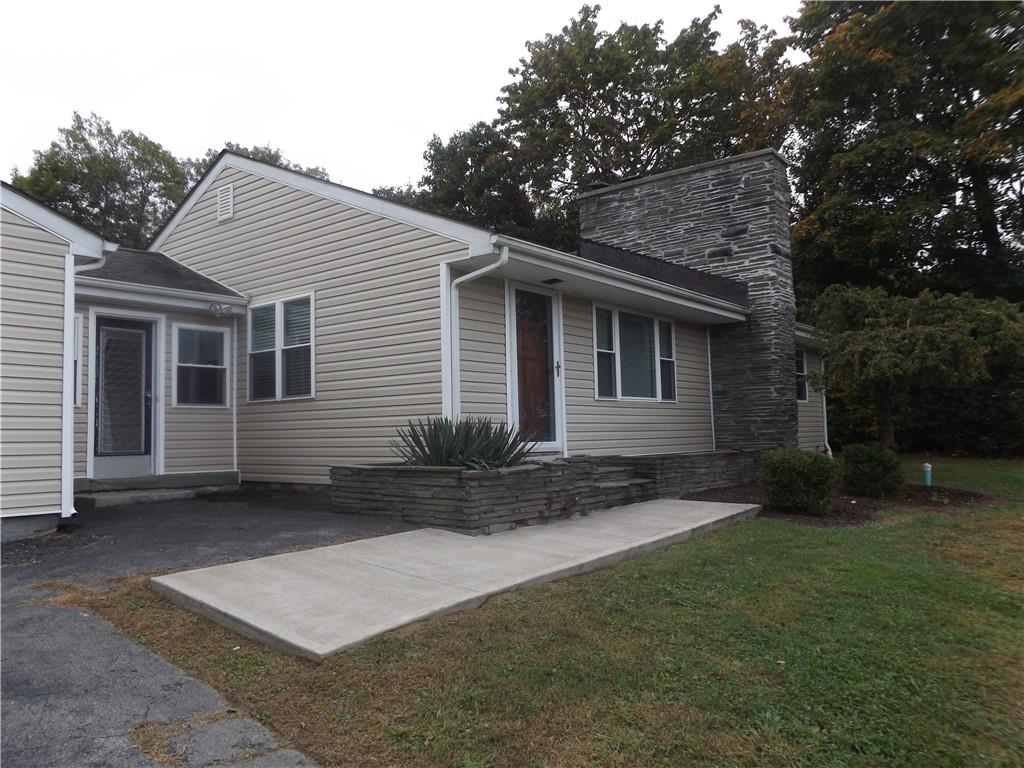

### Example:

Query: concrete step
xmin=75 ymin=485 xmax=239 ymax=511
xmin=75 ymin=471 xmax=239 ymax=493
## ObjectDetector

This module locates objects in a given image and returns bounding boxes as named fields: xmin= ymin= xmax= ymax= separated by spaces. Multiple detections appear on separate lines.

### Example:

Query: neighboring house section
xmin=1 ymin=184 xmax=108 ymax=539
xmin=1 ymin=209 xmax=68 ymax=520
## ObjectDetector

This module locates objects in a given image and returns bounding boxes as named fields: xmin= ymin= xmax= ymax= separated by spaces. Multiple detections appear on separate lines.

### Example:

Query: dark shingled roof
xmin=79 ymin=249 xmax=242 ymax=297
xmin=577 ymin=240 xmax=749 ymax=307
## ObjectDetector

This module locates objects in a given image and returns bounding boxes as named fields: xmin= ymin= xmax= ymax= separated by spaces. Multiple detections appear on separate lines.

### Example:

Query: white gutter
xmin=447 ymin=244 xmax=510 ymax=416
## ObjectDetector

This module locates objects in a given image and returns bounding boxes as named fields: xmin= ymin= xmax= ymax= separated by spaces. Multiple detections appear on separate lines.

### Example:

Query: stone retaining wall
xmin=595 ymin=450 xmax=759 ymax=497
xmin=330 ymin=451 xmax=758 ymax=535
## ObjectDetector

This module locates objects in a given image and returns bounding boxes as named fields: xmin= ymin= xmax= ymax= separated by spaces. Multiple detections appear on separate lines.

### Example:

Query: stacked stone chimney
xmin=578 ymin=148 xmax=797 ymax=450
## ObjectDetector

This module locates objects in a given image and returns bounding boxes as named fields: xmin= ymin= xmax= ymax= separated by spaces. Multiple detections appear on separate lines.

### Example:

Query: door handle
xmin=555 ymin=361 xmax=561 ymax=377
xmin=145 ymin=391 xmax=152 ymax=406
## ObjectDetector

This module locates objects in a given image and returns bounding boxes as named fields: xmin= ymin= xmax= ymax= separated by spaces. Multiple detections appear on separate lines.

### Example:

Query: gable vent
xmin=216 ymin=184 xmax=234 ymax=221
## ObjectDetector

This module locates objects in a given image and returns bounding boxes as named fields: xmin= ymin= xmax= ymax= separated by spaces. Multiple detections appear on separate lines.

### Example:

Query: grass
xmin=57 ymin=456 xmax=1023 ymax=767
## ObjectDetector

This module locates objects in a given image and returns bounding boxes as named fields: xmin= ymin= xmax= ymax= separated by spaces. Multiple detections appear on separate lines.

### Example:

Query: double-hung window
xmin=174 ymin=325 xmax=229 ymax=406
xmin=248 ymin=294 xmax=314 ymax=401
xmin=795 ymin=349 xmax=808 ymax=401
xmin=594 ymin=305 xmax=675 ymax=401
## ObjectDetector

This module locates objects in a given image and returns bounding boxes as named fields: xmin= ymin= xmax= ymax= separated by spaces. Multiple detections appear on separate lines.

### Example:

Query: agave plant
xmin=391 ymin=417 xmax=537 ymax=469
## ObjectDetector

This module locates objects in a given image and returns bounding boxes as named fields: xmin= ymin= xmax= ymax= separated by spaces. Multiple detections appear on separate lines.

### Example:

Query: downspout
xmin=820 ymin=359 xmax=832 ymax=457
xmin=448 ymin=245 xmax=510 ymax=417
xmin=232 ymin=315 xmax=239 ymax=476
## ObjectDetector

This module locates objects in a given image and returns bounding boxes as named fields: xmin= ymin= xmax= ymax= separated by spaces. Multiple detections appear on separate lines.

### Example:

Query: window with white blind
xmin=594 ymin=305 xmax=676 ymax=402
xmin=248 ymin=294 xmax=315 ymax=401
xmin=796 ymin=349 xmax=808 ymax=401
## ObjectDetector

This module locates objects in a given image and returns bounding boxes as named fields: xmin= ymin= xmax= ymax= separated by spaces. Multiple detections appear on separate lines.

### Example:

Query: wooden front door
xmin=514 ymin=288 xmax=559 ymax=446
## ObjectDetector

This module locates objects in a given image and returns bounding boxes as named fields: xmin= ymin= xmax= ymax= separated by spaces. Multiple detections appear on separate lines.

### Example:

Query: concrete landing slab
xmin=152 ymin=499 xmax=758 ymax=661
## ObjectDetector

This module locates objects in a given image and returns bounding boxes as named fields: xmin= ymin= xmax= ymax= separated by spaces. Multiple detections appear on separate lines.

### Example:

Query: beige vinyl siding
xmin=457 ymin=276 xmax=507 ymax=420
xmin=562 ymin=295 xmax=714 ymax=456
xmin=797 ymin=348 xmax=827 ymax=452
xmin=72 ymin=302 xmax=235 ymax=475
xmin=1 ymin=208 xmax=67 ymax=516
xmin=161 ymin=166 xmax=467 ymax=484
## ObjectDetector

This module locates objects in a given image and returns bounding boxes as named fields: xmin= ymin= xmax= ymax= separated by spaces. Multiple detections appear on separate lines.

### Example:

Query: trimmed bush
xmin=758 ymin=448 xmax=838 ymax=515
xmin=840 ymin=443 xmax=903 ymax=498
xmin=392 ymin=416 xmax=537 ymax=469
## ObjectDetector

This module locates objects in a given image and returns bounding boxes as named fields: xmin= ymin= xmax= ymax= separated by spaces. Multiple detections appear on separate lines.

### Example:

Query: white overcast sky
xmin=2 ymin=0 xmax=800 ymax=192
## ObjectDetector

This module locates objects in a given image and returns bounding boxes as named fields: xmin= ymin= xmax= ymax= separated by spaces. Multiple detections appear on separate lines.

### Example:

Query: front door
xmin=512 ymin=287 xmax=563 ymax=451
xmin=93 ymin=317 xmax=154 ymax=478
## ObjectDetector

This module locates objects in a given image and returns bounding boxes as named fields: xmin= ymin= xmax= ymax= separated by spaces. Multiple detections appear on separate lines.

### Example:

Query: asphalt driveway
xmin=1 ymin=490 xmax=413 ymax=768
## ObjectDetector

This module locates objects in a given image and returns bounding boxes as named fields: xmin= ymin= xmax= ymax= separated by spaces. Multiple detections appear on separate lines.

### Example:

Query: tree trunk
xmin=969 ymin=168 xmax=1003 ymax=261
xmin=874 ymin=381 xmax=896 ymax=451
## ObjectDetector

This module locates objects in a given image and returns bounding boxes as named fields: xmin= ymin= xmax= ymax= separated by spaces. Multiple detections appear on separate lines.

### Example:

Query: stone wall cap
xmin=577 ymin=148 xmax=789 ymax=201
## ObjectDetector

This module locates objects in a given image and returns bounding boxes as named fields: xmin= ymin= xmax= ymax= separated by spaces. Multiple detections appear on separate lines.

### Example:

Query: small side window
xmin=595 ymin=307 xmax=616 ymax=398
xmin=796 ymin=349 xmax=808 ymax=401
xmin=658 ymin=320 xmax=675 ymax=401
xmin=175 ymin=326 xmax=228 ymax=406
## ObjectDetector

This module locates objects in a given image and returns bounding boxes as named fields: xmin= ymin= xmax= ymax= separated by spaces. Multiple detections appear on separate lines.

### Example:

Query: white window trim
xmin=247 ymin=292 xmax=316 ymax=402
xmin=796 ymin=348 xmax=809 ymax=402
xmin=74 ymin=313 xmax=84 ymax=407
xmin=592 ymin=303 xmax=677 ymax=403
xmin=171 ymin=323 xmax=231 ymax=408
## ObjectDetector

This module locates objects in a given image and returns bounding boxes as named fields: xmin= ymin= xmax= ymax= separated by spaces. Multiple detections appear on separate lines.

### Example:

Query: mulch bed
xmin=686 ymin=483 xmax=990 ymax=527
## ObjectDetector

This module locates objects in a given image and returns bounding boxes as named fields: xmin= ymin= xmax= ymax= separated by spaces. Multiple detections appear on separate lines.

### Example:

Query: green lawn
xmin=68 ymin=456 xmax=1023 ymax=767
xmin=900 ymin=454 xmax=1023 ymax=497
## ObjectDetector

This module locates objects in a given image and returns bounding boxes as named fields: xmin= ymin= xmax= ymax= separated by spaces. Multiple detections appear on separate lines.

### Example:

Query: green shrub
xmin=840 ymin=443 xmax=903 ymax=497
xmin=758 ymin=448 xmax=838 ymax=515
xmin=392 ymin=416 xmax=537 ymax=469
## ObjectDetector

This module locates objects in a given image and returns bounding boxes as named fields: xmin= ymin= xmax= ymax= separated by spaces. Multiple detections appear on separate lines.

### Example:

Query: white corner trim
xmin=150 ymin=154 xmax=494 ymax=255
xmin=73 ymin=313 xmax=84 ymax=408
xmin=170 ymin=322 xmax=232 ymax=408
xmin=439 ymin=263 xmax=454 ymax=418
xmin=61 ymin=244 xmax=76 ymax=517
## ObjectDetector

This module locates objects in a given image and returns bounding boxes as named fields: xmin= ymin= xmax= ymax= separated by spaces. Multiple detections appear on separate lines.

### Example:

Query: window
xmin=248 ymin=294 xmax=314 ymax=401
xmin=73 ymin=313 xmax=83 ymax=407
xmin=658 ymin=320 xmax=675 ymax=401
xmin=795 ymin=349 xmax=808 ymax=401
xmin=594 ymin=306 xmax=675 ymax=401
xmin=595 ymin=308 xmax=616 ymax=398
xmin=174 ymin=325 xmax=228 ymax=406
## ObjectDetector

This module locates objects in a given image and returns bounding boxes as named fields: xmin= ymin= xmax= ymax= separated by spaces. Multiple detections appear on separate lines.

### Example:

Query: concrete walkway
xmin=153 ymin=499 xmax=758 ymax=661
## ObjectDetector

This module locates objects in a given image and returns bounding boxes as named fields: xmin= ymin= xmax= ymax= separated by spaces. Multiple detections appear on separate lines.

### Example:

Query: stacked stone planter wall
xmin=594 ymin=450 xmax=759 ymax=497
xmin=330 ymin=451 xmax=758 ymax=535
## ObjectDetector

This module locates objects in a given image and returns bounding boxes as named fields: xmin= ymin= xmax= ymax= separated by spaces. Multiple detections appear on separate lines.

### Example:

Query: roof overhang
xmin=1 ymin=185 xmax=118 ymax=258
xmin=461 ymin=235 xmax=749 ymax=325
xmin=76 ymin=276 xmax=248 ymax=316
xmin=795 ymin=322 xmax=822 ymax=350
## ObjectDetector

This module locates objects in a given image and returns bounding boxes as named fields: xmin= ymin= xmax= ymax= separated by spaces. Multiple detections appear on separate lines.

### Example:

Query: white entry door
xmin=93 ymin=318 xmax=155 ymax=478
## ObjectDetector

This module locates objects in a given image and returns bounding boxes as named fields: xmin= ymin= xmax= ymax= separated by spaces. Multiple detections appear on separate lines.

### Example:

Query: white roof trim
xmin=491 ymin=234 xmax=750 ymax=321
xmin=76 ymin=275 xmax=248 ymax=314
xmin=1 ymin=187 xmax=116 ymax=257
xmin=150 ymin=153 xmax=495 ymax=255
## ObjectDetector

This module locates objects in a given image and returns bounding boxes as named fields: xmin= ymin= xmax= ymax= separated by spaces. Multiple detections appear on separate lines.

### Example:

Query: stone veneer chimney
xmin=578 ymin=148 xmax=797 ymax=450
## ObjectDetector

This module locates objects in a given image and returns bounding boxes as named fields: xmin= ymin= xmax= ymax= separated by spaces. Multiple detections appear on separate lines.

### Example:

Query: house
xmin=0 ymin=148 xmax=828 ymax=540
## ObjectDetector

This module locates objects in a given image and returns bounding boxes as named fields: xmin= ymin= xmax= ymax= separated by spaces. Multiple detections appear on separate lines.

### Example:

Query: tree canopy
xmin=812 ymin=285 xmax=1024 ymax=449
xmin=10 ymin=113 xmax=327 ymax=247
xmin=788 ymin=1 xmax=1024 ymax=303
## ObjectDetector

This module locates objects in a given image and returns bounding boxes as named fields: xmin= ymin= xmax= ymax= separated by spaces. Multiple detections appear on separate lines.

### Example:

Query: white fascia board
xmin=1 ymin=193 xmax=113 ymax=257
xmin=150 ymin=154 xmax=494 ymax=255
xmin=491 ymin=234 xmax=749 ymax=322
xmin=76 ymin=277 xmax=248 ymax=314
